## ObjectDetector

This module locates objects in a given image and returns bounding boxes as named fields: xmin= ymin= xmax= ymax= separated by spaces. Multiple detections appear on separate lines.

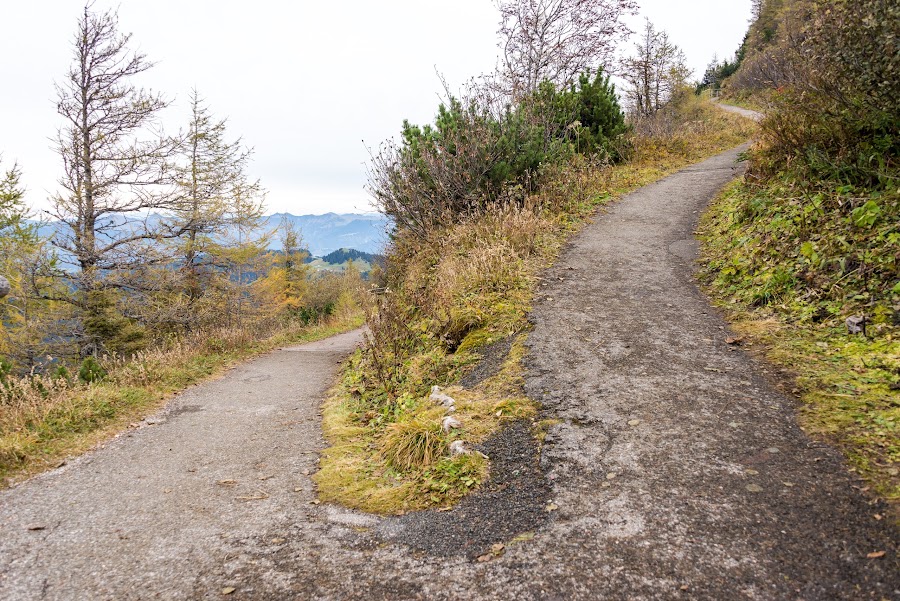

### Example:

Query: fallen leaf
xmin=746 ymin=484 xmax=763 ymax=493
xmin=783 ymin=482 xmax=795 ymax=487
xmin=258 ymin=475 xmax=274 ymax=481
xmin=293 ymin=487 xmax=303 ymax=492
xmin=510 ymin=532 xmax=535 ymax=544
xmin=680 ymin=584 xmax=689 ymax=591
xmin=217 ymin=479 xmax=237 ymax=486
xmin=477 ymin=554 xmax=492 ymax=563
xmin=606 ymin=472 xmax=618 ymax=480
xmin=725 ymin=337 xmax=744 ymax=345
xmin=271 ymin=538 xmax=286 ymax=544
xmin=545 ymin=503 xmax=559 ymax=512
xmin=867 ymin=551 xmax=885 ymax=559
xmin=874 ymin=514 xmax=883 ymax=521
xmin=26 ymin=524 xmax=47 ymax=531
xmin=222 ymin=586 xmax=236 ymax=595
xmin=491 ymin=543 xmax=505 ymax=556
xmin=627 ymin=419 xmax=641 ymax=426
xmin=745 ymin=469 xmax=759 ymax=475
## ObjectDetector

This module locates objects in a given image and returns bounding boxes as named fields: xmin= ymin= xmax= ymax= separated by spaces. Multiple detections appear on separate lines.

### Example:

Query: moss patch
xmin=699 ymin=178 xmax=899 ymax=502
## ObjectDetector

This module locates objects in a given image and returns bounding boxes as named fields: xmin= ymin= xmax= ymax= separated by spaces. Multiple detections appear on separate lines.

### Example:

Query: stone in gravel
xmin=442 ymin=416 xmax=462 ymax=432
xmin=430 ymin=386 xmax=456 ymax=410
xmin=746 ymin=484 xmax=763 ymax=493
xmin=449 ymin=440 xmax=470 ymax=456
xmin=766 ymin=447 xmax=780 ymax=454
xmin=606 ymin=472 xmax=618 ymax=480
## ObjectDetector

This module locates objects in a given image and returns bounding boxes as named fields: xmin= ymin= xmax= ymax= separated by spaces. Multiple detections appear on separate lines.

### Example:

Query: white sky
xmin=1 ymin=1 xmax=752 ymax=216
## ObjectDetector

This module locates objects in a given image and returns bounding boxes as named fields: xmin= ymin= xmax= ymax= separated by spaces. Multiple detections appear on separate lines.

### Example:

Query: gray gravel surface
xmin=715 ymin=102 xmax=763 ymax=121
xmin=1 ymin=148 xmax=897 ymax=600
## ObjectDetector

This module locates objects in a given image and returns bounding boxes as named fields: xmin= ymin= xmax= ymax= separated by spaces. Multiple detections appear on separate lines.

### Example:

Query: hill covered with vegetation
xmin=699 ymin=0 xmax=899 ymax=500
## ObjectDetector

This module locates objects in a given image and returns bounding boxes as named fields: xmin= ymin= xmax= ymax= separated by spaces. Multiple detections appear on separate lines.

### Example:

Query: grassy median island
xmin=315 ymin=95 xmax=757 ymax=514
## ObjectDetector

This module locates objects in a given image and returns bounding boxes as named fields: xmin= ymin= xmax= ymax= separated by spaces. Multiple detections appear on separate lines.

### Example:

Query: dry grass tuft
xmin=380 ymin=410 xmax=448 ymax=471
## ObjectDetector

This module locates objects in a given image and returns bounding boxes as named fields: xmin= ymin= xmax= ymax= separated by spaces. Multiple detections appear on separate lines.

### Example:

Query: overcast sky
xmin=1 ymin=1 xmax=752 ymax=216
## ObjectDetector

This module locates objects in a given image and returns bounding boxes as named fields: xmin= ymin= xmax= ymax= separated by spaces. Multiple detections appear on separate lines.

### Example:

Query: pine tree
xmin=0 ymin=161 xmax=70 ymax=370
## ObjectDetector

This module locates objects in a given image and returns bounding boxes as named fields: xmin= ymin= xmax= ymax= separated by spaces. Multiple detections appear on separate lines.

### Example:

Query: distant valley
xmin=33 ymin=212 xmax=390 ymax=259
xmin=268 ymin=212 xmax=389 ymax=256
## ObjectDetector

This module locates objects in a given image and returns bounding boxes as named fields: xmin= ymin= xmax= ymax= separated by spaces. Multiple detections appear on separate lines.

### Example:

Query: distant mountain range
xmin=33 ymin=212 xmax=391 ymax=258
xmin=268 ymin=213 xmax=389 ymax=256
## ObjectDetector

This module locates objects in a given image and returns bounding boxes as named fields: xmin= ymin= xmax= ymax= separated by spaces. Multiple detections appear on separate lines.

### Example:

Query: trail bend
xmin=1 ymin=148 xmax=897 ymax=600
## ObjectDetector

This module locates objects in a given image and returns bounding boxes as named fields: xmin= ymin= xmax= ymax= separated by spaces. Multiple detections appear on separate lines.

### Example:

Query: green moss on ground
xmin=700 ymin=178 xmax=899 ymax=502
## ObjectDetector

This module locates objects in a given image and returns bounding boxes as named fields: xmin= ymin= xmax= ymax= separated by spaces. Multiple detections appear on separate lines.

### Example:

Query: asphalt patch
xmin=459 ymin=335 xmax=515 ymax=388
xmin=378 ymin=420 xmax=551 ymax=559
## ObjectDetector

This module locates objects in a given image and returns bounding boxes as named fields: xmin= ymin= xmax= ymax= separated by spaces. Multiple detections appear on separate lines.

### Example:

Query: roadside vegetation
xmin=0 ymin=6 xmax=369 ymax=483
xmin=316 ymin=0 xmax=756 ymax=511
xmin=698 ymin=0 xmax=899 ymax=501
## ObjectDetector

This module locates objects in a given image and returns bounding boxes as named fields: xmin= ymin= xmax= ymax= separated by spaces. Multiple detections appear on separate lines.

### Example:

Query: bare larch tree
xmin=622 ymin=19 xmax=690 ymax=118
xmin=50 ymin=4 xmax=177 ymax=353
xmin=170 ymin=89 xmax=252 ymax=304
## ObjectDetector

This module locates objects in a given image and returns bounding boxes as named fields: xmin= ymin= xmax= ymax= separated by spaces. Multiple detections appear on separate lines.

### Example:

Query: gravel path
xmin=715 ymin=101 xmax=763 ymax=121
xmin=1 ymin=148 xmax=896 ymax=600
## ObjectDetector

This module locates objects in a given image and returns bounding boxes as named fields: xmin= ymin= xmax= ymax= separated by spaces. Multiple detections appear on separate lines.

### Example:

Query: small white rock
xmin=442 ymin=416 xmax=462 ymax=432
xmin=430 ymin=386 xmax=457 ymax=409
xmin=449 ymin=440 xmax=470 ymax=456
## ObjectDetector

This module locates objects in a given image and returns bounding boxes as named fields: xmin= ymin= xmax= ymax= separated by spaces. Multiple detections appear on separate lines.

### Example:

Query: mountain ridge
xmin=31 ymin=212 xmax=390 ymax=258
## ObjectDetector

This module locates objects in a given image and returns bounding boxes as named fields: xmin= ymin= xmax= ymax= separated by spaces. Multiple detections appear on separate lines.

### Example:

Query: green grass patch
xmin=699 ymin=178 xmax=899 ymax=502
